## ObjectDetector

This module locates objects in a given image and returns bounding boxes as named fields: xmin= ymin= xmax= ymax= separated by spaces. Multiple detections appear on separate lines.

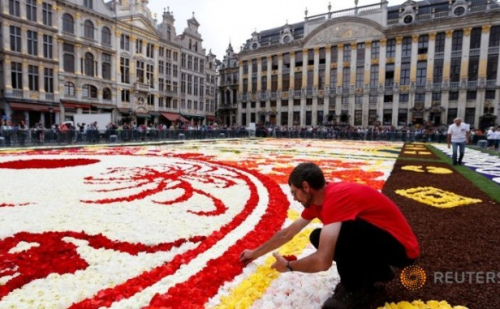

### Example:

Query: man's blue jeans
xmin=452 ymin=142 xmax=465 ymax=165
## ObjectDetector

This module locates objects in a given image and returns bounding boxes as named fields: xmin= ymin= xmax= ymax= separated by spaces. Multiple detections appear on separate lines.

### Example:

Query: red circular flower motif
xmin=0 ymin=159 xmax=100 ymax=169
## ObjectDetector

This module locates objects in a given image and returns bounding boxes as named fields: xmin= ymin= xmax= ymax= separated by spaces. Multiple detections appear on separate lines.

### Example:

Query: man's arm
xmin=272 ymin=222 xmax=341 ymax=273
xmin=240 ymin=217 xmax=310 ymax=264
xmin=466 ymin=131 xmax=470 ymax=144
xmin=447 ymin=133 xmax=451 ymax=148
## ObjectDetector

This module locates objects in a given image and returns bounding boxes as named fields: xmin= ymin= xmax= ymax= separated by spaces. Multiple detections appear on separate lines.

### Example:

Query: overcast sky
xmin=148 ymin=0 xmax=407 ymax=59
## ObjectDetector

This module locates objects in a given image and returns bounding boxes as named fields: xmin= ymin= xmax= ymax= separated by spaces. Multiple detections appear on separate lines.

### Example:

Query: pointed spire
xmin=305 ymin=7 xmax=308 ymax=17
xmin=328 ymin=2 xmax=332 ymax=12
xmin=354 ymin=0 xmax=359 ymax=7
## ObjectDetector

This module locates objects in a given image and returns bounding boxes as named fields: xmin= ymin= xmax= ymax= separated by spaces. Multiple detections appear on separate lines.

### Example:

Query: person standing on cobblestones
xmin=447 ymin=117 xmax=470 ymax=166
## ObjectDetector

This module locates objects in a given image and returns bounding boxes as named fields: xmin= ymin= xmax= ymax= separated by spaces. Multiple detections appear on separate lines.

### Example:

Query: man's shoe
xmin=322 ymin=284 xmax=373 ymax=309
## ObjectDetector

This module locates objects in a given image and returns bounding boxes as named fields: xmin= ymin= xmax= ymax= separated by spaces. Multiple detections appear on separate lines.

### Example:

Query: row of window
xmin=62 ymin=44 xmax=112 ymax=79
xmin=239 ymin=107 xmax=479 ymax=127
xmin=62 ymin=14 xmax=112 ymax=46
xmin=242 ymin=27 xmax=500 ymax=74
xmin=11 ymin=62 xmax=53 ymax=92
xmin=9 ymin=26 xmax=54 ymax=58
xmin=119 ymin=34 xmax=180 ymax=60
xmin=241 ymin=54 xmax=499 ymax=93
xmin=9 ymin=0 xmax=52 ymax=26
xmin=181 ymin=53 xmax=205 ymax=73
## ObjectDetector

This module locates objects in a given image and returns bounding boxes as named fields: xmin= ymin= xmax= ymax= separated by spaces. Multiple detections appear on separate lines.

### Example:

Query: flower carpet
xmin=0 ymin=139 xmax=497 ymax=309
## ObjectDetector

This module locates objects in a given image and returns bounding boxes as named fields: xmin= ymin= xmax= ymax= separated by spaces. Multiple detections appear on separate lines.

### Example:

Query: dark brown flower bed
xmin=398 ymin=143 xmax=441 ymax=160
xmin=361 ymin=159 xmax=500 ymax=309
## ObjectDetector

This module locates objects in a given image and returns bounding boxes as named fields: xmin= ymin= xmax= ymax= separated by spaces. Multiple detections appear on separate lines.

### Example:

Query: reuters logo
xmin=400 ymin=265 xmax=426 ymax=291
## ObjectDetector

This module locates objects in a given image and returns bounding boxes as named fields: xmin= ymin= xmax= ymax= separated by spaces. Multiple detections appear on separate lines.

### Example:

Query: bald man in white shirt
xmin=447 ymin=117 xmax=470 ymax=166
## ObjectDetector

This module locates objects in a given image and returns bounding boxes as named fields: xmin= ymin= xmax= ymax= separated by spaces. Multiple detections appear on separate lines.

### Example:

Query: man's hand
xmin=240 ymin=249 xmax=256 ymax=265
xmin=271 ymin=252 xmax=289 ymax=273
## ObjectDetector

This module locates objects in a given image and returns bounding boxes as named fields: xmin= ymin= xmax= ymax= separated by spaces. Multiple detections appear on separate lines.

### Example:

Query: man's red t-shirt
xmin=301 ymin=182 xmax=420 ymax=259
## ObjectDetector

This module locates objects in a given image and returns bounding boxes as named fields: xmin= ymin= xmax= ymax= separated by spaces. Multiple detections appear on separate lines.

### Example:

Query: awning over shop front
xmin=118 ymin=108 xmax=132 ymax=114
xmin=61 ymin=101 xmax=91 ymax=109
xmin=135 ymin=113 xmax=151 ymax=118
xmin=206 ymin=115 xmax=215 ymax=121
xmin=10 ymin=102 xmax=60 ymax=112
xmin=161 ymin=112 xmax=180 ymax=121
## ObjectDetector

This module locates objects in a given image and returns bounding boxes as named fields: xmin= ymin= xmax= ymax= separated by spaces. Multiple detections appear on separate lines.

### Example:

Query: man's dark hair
xmin=288 ymin=162 xmax=326 ymax=190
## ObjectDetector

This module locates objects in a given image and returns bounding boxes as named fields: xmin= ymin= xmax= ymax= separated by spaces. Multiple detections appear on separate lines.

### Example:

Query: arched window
xmin=101 ymin=26 xmax=111 ymax=46
xmin=62 ymin=14 xmax=74 ymax=34
xmin=64 ymin=82 xmax=75 ymax=96
xmin=84 ymin=20 xmax=94 ymax=39
xmin=103 ymin=87 xmax=112 ymax=100
xmin=84 ymin=52 xmax=94 ymax=76
xmin=82 ymin=84 xmax=97 ymax=98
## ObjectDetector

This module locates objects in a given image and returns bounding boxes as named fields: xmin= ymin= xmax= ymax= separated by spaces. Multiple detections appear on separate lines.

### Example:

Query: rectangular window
xmin=187 ymin=75 xmax=192 ymax=95
xmin=402 ymin=37 xmax=412 ymax=58
xmin=418 ymin=35 xmax=428 ymax=54
xmin=10 ymin=26 xmax=21 ymax=52
xmin=282 ymin=74 xmax=289 ymax=90
xmin=120 ymin=34 xmax=130 ymax=51
xmin=370 ymin=65 xmax=379 ymax=88
xmin=318 ymin=69 xmax=325 ymax=90
xmin=343 ymin=44 xmax=351 ymax=62
xmin=136 ymin=39 xmax=143 ymax=54
xmin=386 ymin=39 xmax=396 ymax=58
xmin=447 ymin=108 xmax=457 ymax=124
xmin=188 ymin=55 xmax=193 ymax=70
xmin=159 ymin=61 xmax=164 ymax=75
xmin=356 ymin=67 xmax=364 ymax=88
xmin=194 ymin=77 xmax=199 ymax=96
xmin=331 ymin=46 xmax=338 ymax=63
xmin=120 ymin=57 xmax=130 ymax=83
xmin=121 ymin=89 xmax=130 ymax=102
xmin=11 ymin=62 xmax=23 ymax=89
xmin=371 ymin=41 xmax=380 ymax=59
xmin=42 ymin=3 xmax=52 ymax=26
xmin=26 ymin=0 xmax=37 ymax=21
xmin=468 ymin=57 xmax=479 ymax=81
xmin=262 ymin=57 xmax=268 ymax=71
xmin=330 ymin=68 xmax=337 ymax=88
xmin=146 ymin=43 xmax=154 ymax=58
xmin=294 ymin=74 xmax=302 ymax=91
xmin=63 ymin=43 xmax=75 ymax=73
xmin=44 ymin=68 xmax=53 ymax=93
xmin=433 ymin=60 xmax=443 ymax=83
xmin=452 ymin=30 xmax=463 ymax=51
xmin=354 ymin=110 xmax=362 ymax=126
xmin=470 ymin=27 xmax=482 ymax=49
xmin=385 ymin=64 xmax=395 ymax=86
xmin=136 ymin=61 xmax=144 ymax=83
xmin=449 ymin=91 xmax=459 ymax=100
xmin=271 ymin=75 xmax=278 ymax=92
xmin=261 ymin=76 xmax=267 ymax=92
xmin=487 ymin=55 xmax=498 ymax=80
xmin=43 ymin=35 xmax=53 ymax=58
xmin=450 ymin=58 xmax=461 ymax=82
xmin=102 ymin=53 xmax=111 ymax=80
xmin=28 ymin=65 xmax=39 ymax=91
xmin=398 ymin=109 xmax=408 ymax=126
xmin=342 ymin=68 xmax=350 ymax=89
xmin=295 ymin=51 xmax=303 ymax=67
xmin=489 ymin=26 xmax=500 ymax=47
xmin=146 ymin=64 xmax=154 ymax=87
xmin=465 ymin=107 xmax=475 ymax=127
xmin=416 ymin=61 xmax=427 ymax=85
xmin=9 ymin=0 xmax=20 ymax=16
xmin=435 ymin=32 xmax=445 ymax=53
xmin=27 ymin=30 xmax=38 ymax=56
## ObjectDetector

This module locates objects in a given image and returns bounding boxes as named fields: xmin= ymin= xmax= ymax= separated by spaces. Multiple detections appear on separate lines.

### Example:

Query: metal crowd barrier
xmin=0 ymin=128 xmax=486 ymax=148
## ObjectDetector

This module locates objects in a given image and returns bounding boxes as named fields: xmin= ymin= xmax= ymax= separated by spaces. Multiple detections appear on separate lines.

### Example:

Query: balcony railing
xmin=12 ymin=89 xmax=24 ymax=98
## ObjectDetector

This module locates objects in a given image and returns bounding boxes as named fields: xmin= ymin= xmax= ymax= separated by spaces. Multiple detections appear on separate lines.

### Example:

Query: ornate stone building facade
xmin=0 ymin=0 xmax=216 ymax=128
xmin=234 ymin=0 xmax=500 ymax=130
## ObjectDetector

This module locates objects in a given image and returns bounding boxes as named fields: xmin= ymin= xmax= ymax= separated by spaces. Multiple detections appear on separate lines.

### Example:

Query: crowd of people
xmin=1 ymin=117 xmax=500 ymax=148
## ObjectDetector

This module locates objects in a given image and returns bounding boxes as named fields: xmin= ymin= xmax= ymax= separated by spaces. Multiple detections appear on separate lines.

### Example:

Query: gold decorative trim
xmin=412 ymin=35 xmax=419 ymax=43
xmin=380 ymin=38 xmax=387 ymax=47
xmin=386 ymin=57 xmax=395 ymax=64
xmin=365 ymin=41 xmax=372 ymax=48
xmin=343 ymin=61 xmax=351 ymax=67
xmin=417 ymin=54 xmax=428 ymax=61
xmin=429 ymin=32 xmax=436 ymax=40
xmin=445 ymin=30 xmax=453 ymax=38
xmin=482 ymin=25 xmax=491 ymax=33
xmin=396 ymin=37 xmax=403 ymax=45
xmin=371 ymin=59 xmax=379 ymax=65
xmin=331 ymin=63 xmax=338 ymax=69
xmin=463 ymin=27 xmax=472 ymax=37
